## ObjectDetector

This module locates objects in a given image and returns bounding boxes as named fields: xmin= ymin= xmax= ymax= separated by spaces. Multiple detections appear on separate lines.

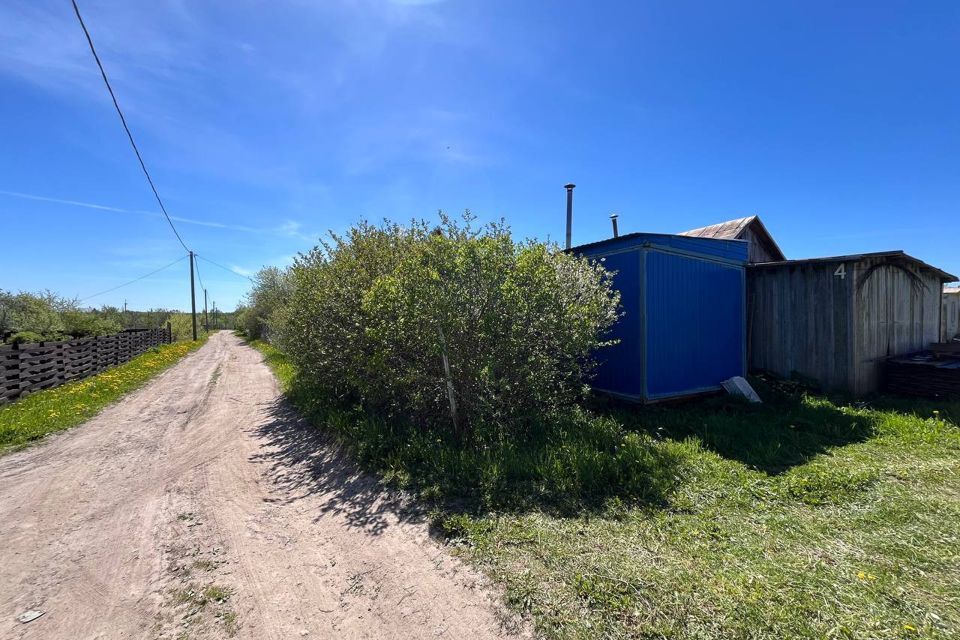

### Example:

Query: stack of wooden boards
xmin=886 ymin=342 xmax=960 ymax=399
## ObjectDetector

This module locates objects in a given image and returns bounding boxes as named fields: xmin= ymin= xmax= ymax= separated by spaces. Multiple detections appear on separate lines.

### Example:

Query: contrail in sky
xmin=0 ymin=189 xmax=310 ymax=239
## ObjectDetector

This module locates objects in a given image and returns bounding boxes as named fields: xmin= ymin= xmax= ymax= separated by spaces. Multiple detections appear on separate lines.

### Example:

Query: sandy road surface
xmin=0 ymin=332 xmax=521 ymax=639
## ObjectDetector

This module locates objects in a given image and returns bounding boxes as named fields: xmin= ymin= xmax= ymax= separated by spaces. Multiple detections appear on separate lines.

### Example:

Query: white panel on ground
xmin=722 ymin=376 xmax=762 ymax=403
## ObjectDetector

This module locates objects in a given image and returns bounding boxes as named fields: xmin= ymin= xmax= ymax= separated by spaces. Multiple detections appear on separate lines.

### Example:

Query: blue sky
xmin=2 ymin=0 xmax=958 ymax=310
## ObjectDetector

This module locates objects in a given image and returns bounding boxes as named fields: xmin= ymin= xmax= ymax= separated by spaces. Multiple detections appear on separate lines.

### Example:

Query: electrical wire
xmin=80 ymin=255 xmax=188 ymax=303
xmin=70 ymin=2 xmax=264 ymax=310
xmin=194 ymin=256 xmax=206 ymax=293
xmin=71 ymin=0 xmax=190 ymax=254
xmin=196 ymin=255 xmax=255 ymax=282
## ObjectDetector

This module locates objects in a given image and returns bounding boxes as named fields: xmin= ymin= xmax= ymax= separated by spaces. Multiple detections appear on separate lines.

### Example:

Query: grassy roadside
xmin=249 ymin=339 xmax=960 ymax=639
xmin=444 ymin=405 xmax=960 ymax=639
xmin=0 ymin=337 xmax=207 ymax=454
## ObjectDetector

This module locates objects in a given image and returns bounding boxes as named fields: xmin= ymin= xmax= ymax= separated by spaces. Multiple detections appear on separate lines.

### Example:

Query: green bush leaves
xmin=275 ymin=214 xmax=620 ymax=443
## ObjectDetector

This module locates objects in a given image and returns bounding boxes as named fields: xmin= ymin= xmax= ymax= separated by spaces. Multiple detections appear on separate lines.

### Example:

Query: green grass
xmin=170 ymin=583 xmax=233 ymax=609
xmin=249 ymin=340 xmax=960 ymax=639
xmin=0 ymin=338 xmax=206 ymax=453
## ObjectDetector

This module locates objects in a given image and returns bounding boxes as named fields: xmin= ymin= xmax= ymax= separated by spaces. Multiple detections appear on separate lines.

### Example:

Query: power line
xmin=194 ymin=255 xmax=206 ymax=293
xmin=71 ymin=0 xmax=190 ymax=253
xmin=70 ymin=1 xmax=256 ymax=325
xmin=196 ymin=255 xmax=255 ymax=282
xmin=80 ymin=255 xmax=188 ymax=303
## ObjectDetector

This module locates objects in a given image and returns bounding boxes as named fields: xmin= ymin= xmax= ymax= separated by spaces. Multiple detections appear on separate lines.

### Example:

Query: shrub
xmin=239 ymin=267 xmax=292 ymax=340
xmin=233 ymin=304 xmax=250 ymax=335
xmin=276 ymin=219 xmax=431 ymax=397
xmin=277 ymin=214 xmax=620 ymax=442
xmin=7 ymin=331 xmax=46 ymax=345
xmin=0 ymin=290 xmax=196 ymax=343
xmin=167 ymin=312 xmax=204 ymax=342
xmin=0 ymin=290 xmax=66 ymax=340
xmin=61 ymin=310 xmax=122 ymax=337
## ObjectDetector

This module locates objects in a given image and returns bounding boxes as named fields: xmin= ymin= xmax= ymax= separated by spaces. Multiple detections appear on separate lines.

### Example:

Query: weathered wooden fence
xmin=0 ymin=326 xmax=172 ymax=404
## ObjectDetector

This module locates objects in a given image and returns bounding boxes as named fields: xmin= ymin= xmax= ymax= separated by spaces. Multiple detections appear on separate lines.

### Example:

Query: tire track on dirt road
xmin=0 ymin=331 xmax=524 ymax=639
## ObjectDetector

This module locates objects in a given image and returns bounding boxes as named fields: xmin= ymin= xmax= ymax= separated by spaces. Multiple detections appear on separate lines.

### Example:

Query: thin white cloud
xmin=0 ymin=189 xmax=315 ymax=241
xmin=230 ymin=265 xmax=255 ymax=277
xmin=226 ymin=253 xmax=299 ymax=281
xmin=0 ymin=2 xmax=204 ymax=108
xmin=0 ymin=189 xmax=140 ymax=214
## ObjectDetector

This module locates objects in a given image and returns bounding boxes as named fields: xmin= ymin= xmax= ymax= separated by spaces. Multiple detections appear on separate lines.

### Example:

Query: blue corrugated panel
xmin=574 ymin=233 xmax=747 ymax=402
xmin=644 ymin=250 xmax=745 ymax=399
xmin=590 ymin=250 xmax=642 ymax=397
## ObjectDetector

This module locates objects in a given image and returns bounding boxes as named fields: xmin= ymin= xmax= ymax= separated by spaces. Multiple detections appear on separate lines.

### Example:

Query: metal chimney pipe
xmin=610 ymin=213 xmax=619 ymax=238
xmin=564 ymin=183 xmax=576 ymax=249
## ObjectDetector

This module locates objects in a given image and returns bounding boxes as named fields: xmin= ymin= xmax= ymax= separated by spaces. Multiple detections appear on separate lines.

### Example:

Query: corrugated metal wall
xmin=591 ymin=249 xmax=642 ymax=398
xmin=645 ymin=249 xmax=745 ymax=399
xmin=577 ymin=234 xmax=747 ymax=402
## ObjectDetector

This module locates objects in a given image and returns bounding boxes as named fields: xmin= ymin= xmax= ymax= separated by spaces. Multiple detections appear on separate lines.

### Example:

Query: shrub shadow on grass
xmin=247 ymin=398 xmax=427 ymax=536
xmin=249 ymin=375 xmax=688 ymax=532
xmin=589 ymin=377 xmax=874 ymax=475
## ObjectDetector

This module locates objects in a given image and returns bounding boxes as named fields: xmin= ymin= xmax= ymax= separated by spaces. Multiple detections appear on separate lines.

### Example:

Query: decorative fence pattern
xmin=0 ymin=326 xmax=172 ymax=404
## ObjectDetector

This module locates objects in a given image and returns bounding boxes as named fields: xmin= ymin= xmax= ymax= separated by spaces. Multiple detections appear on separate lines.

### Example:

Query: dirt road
xmin=0 ymin=332 xmax=521 ymax=639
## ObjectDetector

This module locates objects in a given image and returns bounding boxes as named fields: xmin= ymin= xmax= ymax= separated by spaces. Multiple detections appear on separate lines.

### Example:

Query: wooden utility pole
xmin=189 ymin=251 xmax=198 ymax=341
xmin=204 ymin=289 xmax=209 ymax=332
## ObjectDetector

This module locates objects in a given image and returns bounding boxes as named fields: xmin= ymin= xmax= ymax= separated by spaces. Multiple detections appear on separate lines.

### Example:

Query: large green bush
xmin=277 ymin=215 xmax=620 ymax=442
xmin=238 ymin=267 xmax=292 ymax=340
xmin=60 ymin=310 xmax=122 ymax=337
xmin=0 ymin=290 xmax=66 ymax=339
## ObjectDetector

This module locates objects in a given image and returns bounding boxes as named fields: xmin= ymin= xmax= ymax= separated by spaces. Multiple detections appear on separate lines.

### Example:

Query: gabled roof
xmin=679 ymin=215 xmax=786 ymax=261
xmin=750 ymin=251 xmax=957 ymax=282
xmin=680 ymin=216 xmax=755 ymax=240
xmin=568 ymin=232 xmax=748 ymax=263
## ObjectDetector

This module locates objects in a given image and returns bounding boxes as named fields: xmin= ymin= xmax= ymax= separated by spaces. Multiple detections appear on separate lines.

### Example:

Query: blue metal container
xmin=573 ymin=233 xmax=748 ymax=402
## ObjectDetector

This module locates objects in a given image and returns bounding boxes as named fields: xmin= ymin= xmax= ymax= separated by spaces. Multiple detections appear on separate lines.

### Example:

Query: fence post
xmin=11 ymin=342 xmax=21 ymax=403
xmin=18 ymin=342 xmax=31 ymax=400
xmin=56 ymin=340 xmax=66 ymax=386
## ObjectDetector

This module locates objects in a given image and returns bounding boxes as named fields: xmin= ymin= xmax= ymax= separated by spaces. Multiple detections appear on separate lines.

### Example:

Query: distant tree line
xmin=0 ymin=290 xmax=240 ymax=345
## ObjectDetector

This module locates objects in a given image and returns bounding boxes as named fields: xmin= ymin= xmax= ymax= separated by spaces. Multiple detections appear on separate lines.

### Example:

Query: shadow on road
xmin=246 ymin=398 xmax=424 ymax=536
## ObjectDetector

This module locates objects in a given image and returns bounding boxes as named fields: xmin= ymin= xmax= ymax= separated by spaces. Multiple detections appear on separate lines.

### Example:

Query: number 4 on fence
xmin=834 ymin=264 xmax=846 ymax=279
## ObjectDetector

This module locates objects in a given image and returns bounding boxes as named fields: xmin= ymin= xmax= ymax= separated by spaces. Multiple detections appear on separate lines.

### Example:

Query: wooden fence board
xmin=0 ymin=327 xmax=172 ymax=404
